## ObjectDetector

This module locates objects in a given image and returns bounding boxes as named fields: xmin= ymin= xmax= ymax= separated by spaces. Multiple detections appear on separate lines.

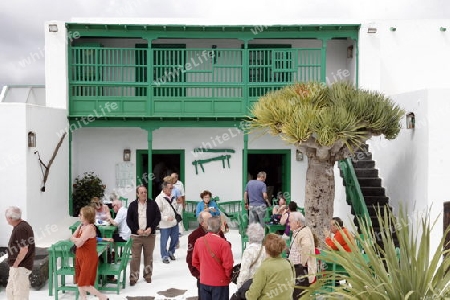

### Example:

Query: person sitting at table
xmin=195 ymin=190 xmax=229 ymax=233
xmin=70 ymin=205 xmax=109 ymax=300
xmin=272 ymin=194 xmax=288 ymax=215
xmin=91 ymin=197 xmax=112 ymax=223
xmin=324 ymin=217 xmax=354 ymax=252
xmin=107 ymin=199 xmax=131 ymax=243
xmin=279 ymin=201 xmax=298 ymax=239
xmin=268 ymin=194 xmax=287 ymax=225
xmin=195 ymin=190 xmax=221 ymax=217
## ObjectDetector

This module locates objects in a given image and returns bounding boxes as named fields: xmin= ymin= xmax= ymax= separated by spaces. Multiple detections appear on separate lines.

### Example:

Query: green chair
xmin=98 ymin=239 xmax=132 ymax=294
xmin=113 ymin=241 xmax=129 ymax=263
xmin=238 ymin=201 xmax=249 ymax=253
xmin=217 ymin=201 xmax=241 ymax=226
xmin=183 ymin=200 xmax=199 ymax=231
xmin=119 ymin=196 xmax=128 ymax=208
xmin=52 ymin=240 xmax=79 ymax=300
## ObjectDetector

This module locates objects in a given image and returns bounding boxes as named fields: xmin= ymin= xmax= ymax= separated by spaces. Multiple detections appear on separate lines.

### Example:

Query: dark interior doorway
xmin=136 ymin=150 xmax=184 ymax=200
xmin=247 ymin=151 xmax=291 ymax=205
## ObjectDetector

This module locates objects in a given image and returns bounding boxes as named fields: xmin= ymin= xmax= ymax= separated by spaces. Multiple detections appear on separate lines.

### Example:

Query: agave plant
xmin=246 ymin=81 xmax=404 ymax=243
xmin=305 ymin=206 xmax=450 ymax=299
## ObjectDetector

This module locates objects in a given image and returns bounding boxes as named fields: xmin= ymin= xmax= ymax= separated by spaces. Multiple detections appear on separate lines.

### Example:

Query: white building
xmin=1 ymin=18 xmax=450 ymax=254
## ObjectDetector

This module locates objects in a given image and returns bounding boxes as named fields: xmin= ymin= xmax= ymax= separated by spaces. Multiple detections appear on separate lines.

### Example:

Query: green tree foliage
xmin=248 ymin=82 xmax=404 ymax=155
xmin=72 ymin=172 xmax=105 ymax=217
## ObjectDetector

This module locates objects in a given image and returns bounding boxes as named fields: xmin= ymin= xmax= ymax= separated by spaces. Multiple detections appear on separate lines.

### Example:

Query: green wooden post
xmin=240 ymin=39 xmax=251 ymax=113
xmin=242 ymin=133 xmax=248 ymax=195
xmin=320 ymin=38 xmax=329 ymax=82
xmin=354 ymin=40 xmax=359 ymax=87
xmin=68 ymin=129 xmax=73 ymax=216
xmin=145 ymin=37 xmax=155 ymax=115
xmin=147 ymin=129 xmax=153 ymax=197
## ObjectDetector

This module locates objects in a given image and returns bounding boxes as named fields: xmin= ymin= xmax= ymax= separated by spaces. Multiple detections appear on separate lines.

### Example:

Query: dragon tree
xmin=247 ymin=82 xmax=404 ymax=242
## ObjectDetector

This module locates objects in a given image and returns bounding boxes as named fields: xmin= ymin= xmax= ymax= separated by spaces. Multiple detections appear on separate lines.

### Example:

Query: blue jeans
xmin=199 ymin=283 xmax=229 ymax=300
xmin=160 ymin=225 xmax=179 ymax=259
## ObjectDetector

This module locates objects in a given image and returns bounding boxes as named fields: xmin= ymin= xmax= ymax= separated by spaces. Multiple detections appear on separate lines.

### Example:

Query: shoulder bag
xmin=231 ymin=244 xmax=264 ymax=284
xmin=164 ymin=197 xmax=183 ymax=223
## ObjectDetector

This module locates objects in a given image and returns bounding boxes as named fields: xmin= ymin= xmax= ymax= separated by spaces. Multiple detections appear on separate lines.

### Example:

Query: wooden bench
xmin=183 ymin=200 xmax=199 ymax=230
xmin=217 ymin=201 xmax=241 ymax=227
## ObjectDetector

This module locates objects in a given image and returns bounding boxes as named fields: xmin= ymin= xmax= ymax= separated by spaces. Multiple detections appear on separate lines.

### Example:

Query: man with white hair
xmin=187 ymin=211 xmax=227 ymax=300
xmin=108 ymin=199 xmax=131 ymax=242
xmin=5 ymin=206 xmax=35 ymax=300
xmin=288 ymin=211 xmax=317 ymax=299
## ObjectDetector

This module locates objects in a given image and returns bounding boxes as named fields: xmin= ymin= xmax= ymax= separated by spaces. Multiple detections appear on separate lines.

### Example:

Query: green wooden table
xmin=48 ymin=240 xmax=109 ymax=296
xmin=69 ymin=221 xmax=118 ymax=238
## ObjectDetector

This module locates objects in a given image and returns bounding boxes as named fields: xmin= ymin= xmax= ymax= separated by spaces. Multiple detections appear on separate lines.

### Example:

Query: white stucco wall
xmin=0 ymin=104 xmax=26 ymax=246
xmin=45 ymin=20 xmax=69 ymax=109
xmin=0 ymin=104 xmax=68 ymax=246
xmin=26 ymin=105 xmax=69 ymax=246
xmin=71 ymin=126 xmax=350 ymax=225
xmin=367 ymin=89 xmax=450 ymax=253
xmin=359 ymin=20 xmax=450 ymax=93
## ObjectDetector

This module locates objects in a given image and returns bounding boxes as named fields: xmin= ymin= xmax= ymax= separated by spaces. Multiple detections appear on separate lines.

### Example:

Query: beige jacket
xmin=291 ymin=226 xmax=317 ymax=283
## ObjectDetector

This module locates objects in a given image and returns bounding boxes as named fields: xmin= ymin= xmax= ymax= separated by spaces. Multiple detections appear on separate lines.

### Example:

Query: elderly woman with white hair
xmin=288 ymin=211 xmax=317 ymax=299
xmin=231 ymin=223 xmax=265 ymax=299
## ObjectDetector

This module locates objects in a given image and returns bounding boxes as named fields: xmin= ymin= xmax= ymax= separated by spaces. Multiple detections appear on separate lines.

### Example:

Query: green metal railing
xmin=338 ymin=158 xmax=371 ymax=225
xmin=69 ymin=46 xmax=323 ymax=117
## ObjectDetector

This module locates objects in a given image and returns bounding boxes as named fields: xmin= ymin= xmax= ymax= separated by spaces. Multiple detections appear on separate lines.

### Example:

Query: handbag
xmin=70 ymin=244 xmax=77 ymax=255
xmin=164 ymin=197 xmax=183 ymax=223
xmin=231 ymin=245 xmax=264 ymax=284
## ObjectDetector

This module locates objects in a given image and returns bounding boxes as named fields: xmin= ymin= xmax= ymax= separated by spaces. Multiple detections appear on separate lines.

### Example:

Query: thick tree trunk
xmin=304 ymin=154 xmax=335 ymax=248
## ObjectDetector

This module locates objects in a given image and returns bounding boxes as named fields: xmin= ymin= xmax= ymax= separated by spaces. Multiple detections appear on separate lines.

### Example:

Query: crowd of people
xmin=3 ymin=169 xmax=356 ymax=300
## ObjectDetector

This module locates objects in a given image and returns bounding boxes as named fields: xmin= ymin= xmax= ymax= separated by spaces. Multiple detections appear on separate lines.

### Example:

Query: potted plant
xmin=72 ymin=172 xmax=105 ymax=217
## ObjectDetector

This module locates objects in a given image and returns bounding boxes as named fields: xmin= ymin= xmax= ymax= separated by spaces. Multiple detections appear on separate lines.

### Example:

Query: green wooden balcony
xmin=69 ymin=46 xmax=324 ymax=118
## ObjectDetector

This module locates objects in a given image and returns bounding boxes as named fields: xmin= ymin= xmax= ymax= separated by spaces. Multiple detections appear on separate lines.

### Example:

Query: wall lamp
xmin=390 ymin=27 xmax=397 ymax=32
xmin=48 ymin=24 xmax=58 ymax=32
xmin=406 ymin=112 xmax=415 ymax=129
xmin=296 ymin=149 xmax=304 ymax=161
xmin=347 ymin=45 xmax=354 ymax=58
xmin=440 ymin=27 xmax=447 ymax=32
xmin=123 ymin=149 xmax=131 ymax=161
xmin=367 ymin=27 xmax=377 ymax=34
xmin=28 ymin=131 xmax=36 ymax=147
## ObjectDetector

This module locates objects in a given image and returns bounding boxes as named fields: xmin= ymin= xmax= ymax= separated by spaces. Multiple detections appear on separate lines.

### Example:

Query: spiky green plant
xmin=246 ymin=81 xmax=405 ymax=244
xmin=304 ymin=206 xmax=450 ymax=299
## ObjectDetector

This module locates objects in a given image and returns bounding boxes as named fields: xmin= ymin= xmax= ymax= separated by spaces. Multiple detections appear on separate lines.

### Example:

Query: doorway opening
xmin=136 ymin=150 xmax=185 ymax=199
xmin=247 ymin=150 xmax=291 ymax=204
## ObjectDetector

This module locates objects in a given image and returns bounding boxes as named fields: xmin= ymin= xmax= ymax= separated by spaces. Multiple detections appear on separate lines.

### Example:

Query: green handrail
xmin=338 ymin=158 xmax=371 ymax=226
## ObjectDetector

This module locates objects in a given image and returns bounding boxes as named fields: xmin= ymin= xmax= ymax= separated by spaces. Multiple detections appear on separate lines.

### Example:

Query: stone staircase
xmin=341 ymin=144 xmax=397 ymax=246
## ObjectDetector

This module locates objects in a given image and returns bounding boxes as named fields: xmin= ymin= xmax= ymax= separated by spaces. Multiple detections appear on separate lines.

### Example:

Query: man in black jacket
xmin=126 ymin=185 xmax=161 ymax=286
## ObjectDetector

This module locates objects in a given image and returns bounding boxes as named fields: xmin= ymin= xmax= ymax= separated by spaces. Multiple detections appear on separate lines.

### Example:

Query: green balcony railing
xmin=69 ymin=46 xmax=323 ymax=118
xmin=338 ymin=158 xmax=371 ymax=226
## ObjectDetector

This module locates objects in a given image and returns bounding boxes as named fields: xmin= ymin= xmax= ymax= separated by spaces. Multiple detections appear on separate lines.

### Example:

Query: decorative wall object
xmin=193 ymin=148 xmax=235 ymax=153
xmin=192 ymin=148 xmax=235 ymax=174
xmin=34 ymin=132 xmax=66 ymax=192
xmin=116 ymin=162 xmax=134 ymax=188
